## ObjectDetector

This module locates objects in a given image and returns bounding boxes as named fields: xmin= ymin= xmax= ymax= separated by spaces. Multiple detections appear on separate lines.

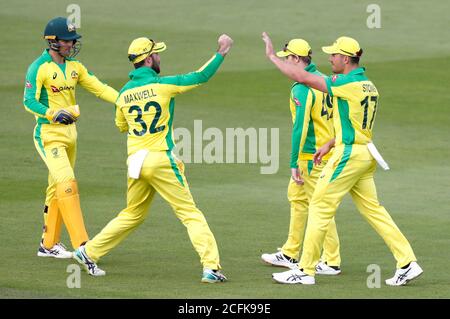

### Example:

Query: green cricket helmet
xmin=44 ymin=17 xmax=82 ymax=57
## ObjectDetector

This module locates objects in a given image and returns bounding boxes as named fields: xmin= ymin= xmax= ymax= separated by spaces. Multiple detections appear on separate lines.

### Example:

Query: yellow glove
xmin=45 ymin=105 xmax=80 ymax=124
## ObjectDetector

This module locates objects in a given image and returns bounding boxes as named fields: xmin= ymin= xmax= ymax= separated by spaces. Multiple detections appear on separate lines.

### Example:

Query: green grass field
xmin=1 ymin=0 xmax=449 ymax=298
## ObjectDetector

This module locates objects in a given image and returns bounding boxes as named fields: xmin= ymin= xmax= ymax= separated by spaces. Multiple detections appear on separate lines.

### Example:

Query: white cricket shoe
xmin=385 ymin=262 xmax=423 ymax=286
xmin=37 ymin=242 xmax=73 ymax=259
xmin=315 ymin=261 xmax=341 ymax=275
xmin=261 ymin=249 xmax=298 ymax=269
xmin=73 ymin=245 xmax=105 ymax=277
xmin=201 ymin=269 xmax=228 ymax=283
xmin=272 ymin=268 xmax=315 ymax=285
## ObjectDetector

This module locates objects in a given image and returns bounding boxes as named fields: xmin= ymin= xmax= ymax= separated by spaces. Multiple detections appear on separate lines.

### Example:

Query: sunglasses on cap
xmin=283 ymin=43 xmax=312 ymax=57
xmin=283 ymin=43 xmax=300 ymax=57
xmin=128 ymin=39 xmax=156 ymax=62
xmin=339 ymin=48 xmax=363 ymax=57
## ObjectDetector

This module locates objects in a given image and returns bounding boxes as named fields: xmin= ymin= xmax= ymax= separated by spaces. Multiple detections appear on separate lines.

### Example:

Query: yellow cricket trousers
xmin=299 ymin=144 xmax=416 ymax=276
xmin=282 ymin=159 xmax=341 ymax=266
xmin=33 ymin=123 xmax=89 ymax=249
xmin=85 ymin=150 xmax=221 ymax=270
xmin=34 ymin=123 xmax=77 ymax=197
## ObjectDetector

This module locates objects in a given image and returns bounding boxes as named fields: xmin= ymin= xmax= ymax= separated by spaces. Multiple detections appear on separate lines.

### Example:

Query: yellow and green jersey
xmin=23 ymin=49 xmax=118 ymax=124
xmin=115 ymin=53 xmax=224 ymax=156
xmin=325 ymin=67 xmax=379 ymax=147
xmin=290 ymin=63 xmax=334 ymax=168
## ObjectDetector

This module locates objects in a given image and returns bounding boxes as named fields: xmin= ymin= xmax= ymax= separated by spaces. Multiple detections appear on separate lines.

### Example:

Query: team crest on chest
xmin=71 ymin=71 xmax=78 ymax=79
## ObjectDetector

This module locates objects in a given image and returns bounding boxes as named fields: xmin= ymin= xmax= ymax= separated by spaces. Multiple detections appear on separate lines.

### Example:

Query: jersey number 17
xmin=360 ymin=96 xmax=378 ymax=130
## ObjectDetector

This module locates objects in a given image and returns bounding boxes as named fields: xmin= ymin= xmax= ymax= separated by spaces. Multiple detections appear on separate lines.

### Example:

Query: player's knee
xmin=55 ymin=180 xmax=79 ymax=199
xmin=177 ymin=209 xmax=207 ymax=225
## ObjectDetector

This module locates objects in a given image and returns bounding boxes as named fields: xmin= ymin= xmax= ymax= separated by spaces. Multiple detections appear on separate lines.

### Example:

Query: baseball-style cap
xmin=322 ymin=36 xmax=362 ymax=57
xmin=276 ymin=39 xmax=312 ymax=58
xmin=128 ymin=37 xmax=166 ymax=63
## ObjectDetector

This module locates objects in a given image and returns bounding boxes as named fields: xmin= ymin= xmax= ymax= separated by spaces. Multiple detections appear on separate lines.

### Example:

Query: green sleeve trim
xmin=24 ymin=98 xmax=48 ymax=116
xmin=37 ymin=117 xmax=51 ymax=124
xmin=290 ymin=84 xmax=310 ymax=168
xmin=159 ymin=53 xmax=224 ymax=87
xmin=23 ymin=59 xmax=49 ymax=116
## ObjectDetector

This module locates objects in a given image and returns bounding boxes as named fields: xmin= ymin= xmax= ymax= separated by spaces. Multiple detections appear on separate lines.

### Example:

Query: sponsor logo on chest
xmin=51 ymin=85 xmax=75 ymax=93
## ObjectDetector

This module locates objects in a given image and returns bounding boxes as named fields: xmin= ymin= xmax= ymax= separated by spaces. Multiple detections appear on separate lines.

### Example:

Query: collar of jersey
xmin=347 ymin=67 xmax=365 ymax=75
xmin=129 ymin=66 xmax=158 ymax=80
xmin=304 ymin=62 xmax=317 ymax=73
xmin=41 ymin=49 xmax=53 ymax=62
xmin=41 ymin=49 xmax=74 ymax=63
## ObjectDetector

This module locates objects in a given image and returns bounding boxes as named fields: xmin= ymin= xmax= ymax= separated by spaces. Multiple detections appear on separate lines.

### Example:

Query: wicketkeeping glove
xmin=45 ymin=105 xmax=80 ymax=125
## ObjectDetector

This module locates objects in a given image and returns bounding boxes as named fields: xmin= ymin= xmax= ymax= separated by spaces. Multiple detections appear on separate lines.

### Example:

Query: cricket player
xmin=262 ymin=33 xmax=423 ymax=286
xmin=23 ymin=17 xmax=119 ymax=258
xmin=261 ymin=39 xmax=341 ymax=275
xmin=73 ymin=34 xmax=233 ymax=283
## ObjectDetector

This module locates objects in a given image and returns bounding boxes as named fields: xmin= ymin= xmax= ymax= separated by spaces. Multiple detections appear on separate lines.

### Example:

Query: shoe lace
xmin=56 ymin=242 xmax=68 ymax=250
xmin=48 ymin=248 xmax=58 ymax=255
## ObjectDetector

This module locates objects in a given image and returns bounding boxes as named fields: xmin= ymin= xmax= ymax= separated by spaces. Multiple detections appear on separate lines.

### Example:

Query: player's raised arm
xmin=262 ymin=32 xmax=328 ymax=93
xmin=161 ymin=34 xmax=233 ymax=95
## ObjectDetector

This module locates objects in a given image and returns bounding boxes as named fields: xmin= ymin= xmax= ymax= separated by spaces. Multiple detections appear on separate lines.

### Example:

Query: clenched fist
xmin=217 ymin=34 xmax=233 ymax=56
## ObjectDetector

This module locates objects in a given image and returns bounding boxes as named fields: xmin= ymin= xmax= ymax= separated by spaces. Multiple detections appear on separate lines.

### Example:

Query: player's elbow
xmin=196 ymin=71 xmax=212 ymax=84
xmin=23 ymin=99 xmax=44 ymax=117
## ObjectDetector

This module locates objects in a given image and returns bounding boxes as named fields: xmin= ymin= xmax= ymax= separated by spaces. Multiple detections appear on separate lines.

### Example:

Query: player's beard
xmin=58 ymin=49 xmax=70 ymax=58
xmin=151 ymin=61 xmax=161 ymax=74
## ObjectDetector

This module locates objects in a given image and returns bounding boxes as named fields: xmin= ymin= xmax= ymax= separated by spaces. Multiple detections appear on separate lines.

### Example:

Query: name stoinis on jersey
xmin=123 ymin=89 xmax=157 ymax=104
xmin=362 ymin=83 xmax=377 ymax=93
xmin=325 ymin=67 xmax=380 ymax=147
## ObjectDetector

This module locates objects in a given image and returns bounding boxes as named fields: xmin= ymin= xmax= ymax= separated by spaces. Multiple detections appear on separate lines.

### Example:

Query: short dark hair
xmin=299 ymin=56 xmax=312 ymax=65
xmin=349 ymin=56 xmax=360 ymax=64
xmin=349 ymin=48 xmax=363 ymax=65
xmin=133 ymin=59 xmax=146 ymax=69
